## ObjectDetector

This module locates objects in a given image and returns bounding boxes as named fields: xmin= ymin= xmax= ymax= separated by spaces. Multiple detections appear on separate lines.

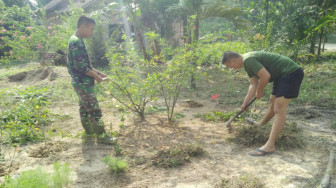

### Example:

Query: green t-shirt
xmin=243 ymin=51 xmax=300 ymax=82
xmin=67 ymin=35 xmax=94 ymax=86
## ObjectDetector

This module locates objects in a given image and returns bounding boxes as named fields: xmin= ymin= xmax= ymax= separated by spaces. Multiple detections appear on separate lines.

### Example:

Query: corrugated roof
xmin=44 ymin=0 xmax=97 ymax=12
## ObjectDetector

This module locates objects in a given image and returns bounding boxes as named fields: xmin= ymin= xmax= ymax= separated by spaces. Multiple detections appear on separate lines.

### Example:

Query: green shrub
xmin=86 ymin=17 xmax=109 ymax=68
xmin=102 ymin=155 xmax=128 ymax=175
xmin=103 ymin=39 xmax=159 ymax=120
xmin=1 ymin=162 xmax=71 ymax=188
xmin=0 ymin=86 xmax=54 ymax=144
xmin=193 ymin=41 xmax=251 ymax=67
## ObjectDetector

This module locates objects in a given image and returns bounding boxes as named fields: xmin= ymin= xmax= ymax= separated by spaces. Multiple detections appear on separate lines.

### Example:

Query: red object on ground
xmin=211 ymin=94 xmax=219 ymax=100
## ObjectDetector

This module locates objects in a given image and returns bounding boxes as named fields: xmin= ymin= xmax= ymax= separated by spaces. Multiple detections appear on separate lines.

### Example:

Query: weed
xmin=145 ymin=105 xmax=167 ymax=114
xmin=119 ymin=123 xmax=125 ymax=129
xmin=113 ymin=142 xmax=123 ymax=156
xmin=0 ymin=86 xmax=55 ymax=144
xmin=152 ymin=143 xmax=206 ymax=168
xmin=174 ymin=112 xmax=185 ymax=120
xmin=219 ymin=174 xmax=264 ymax=188
xmin=102 ymin=155 xmax=128 ymax=175
xmin=0 ymin=162 xmax=72 ymax=188
xmin=228 ymin=122 xmax=305 ymax=149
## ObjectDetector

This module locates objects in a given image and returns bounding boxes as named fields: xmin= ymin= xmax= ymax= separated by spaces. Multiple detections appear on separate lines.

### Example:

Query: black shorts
xmin=272 ymin=68 xmax=304 ymax=99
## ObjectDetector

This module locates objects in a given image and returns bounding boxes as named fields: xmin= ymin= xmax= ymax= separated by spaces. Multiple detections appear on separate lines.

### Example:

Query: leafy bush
xmin=153 ymin=51 xmax=194 ymax=123
xmin=193 ymin=41 xmax=251 ymax=67
xmin=102 ymin=155 xmax=128 ymax=175
xmin=0 ymin=1 xmax=84 ymax=64
xmin=86 ymin=14 xmax=109 ymax=68
xmin=103 ymin=39 xmax=159 ymax=120
xmin=1 ymin=162 xmax=72 ymax=188
xmin=0 ymin=2 xmax=40 ymax=63
xmin=0 ymin=86 xmax=53 ymax=144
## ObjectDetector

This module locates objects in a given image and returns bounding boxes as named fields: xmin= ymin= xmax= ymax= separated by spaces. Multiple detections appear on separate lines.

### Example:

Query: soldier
xmin=67 ymin=15 xmax=113 ymax=144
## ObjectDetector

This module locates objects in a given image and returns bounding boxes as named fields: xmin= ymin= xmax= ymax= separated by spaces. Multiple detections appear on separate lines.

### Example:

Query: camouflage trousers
xmin=72 ymin=84 xmax=106 ymax=135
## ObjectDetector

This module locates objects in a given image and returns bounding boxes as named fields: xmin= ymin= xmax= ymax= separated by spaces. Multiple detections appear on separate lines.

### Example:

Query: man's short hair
xmin=77 ymin=15 xmax=96 ymax=29
xmin=222 ymin=51 xmax=241 ymax=64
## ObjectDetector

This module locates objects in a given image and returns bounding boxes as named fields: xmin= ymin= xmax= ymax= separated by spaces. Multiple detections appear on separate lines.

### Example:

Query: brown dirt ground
xmin=1 ymin=66 xmax=335 ymax=188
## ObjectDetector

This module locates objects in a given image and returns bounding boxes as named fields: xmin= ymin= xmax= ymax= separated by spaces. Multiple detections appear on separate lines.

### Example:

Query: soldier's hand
xmin=96 ymin=76 xmax=103 ymax=83
xmin=102 ymin=77 xmax=110 ymax=82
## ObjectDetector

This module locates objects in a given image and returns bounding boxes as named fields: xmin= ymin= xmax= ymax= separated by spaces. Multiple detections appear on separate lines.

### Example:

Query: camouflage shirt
xmin=67 ymin=35 xmax=94 ymax=86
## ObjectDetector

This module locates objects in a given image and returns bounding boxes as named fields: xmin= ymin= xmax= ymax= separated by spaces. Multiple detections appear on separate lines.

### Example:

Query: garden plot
xmin=0 ymin=65 xmax=335 ymax=188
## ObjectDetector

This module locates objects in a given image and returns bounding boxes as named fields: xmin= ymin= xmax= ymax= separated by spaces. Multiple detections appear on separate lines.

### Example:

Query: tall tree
xmin=118 ymin=0 xmax=151 ymax=61
xmin=168 ymin=0 xmax=248 ymax=44
xmin=167 ymin=0 xmax=248 ymax=89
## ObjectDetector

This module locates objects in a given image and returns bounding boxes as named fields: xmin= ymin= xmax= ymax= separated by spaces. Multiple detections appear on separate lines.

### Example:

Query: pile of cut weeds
xmin=152 ymin=143 xmax=206 ymax=168
xmin=219 ymin=174 xmax=265 ymax=188
xmin=196 ymin=111 xmax=237 ymax=122
xmin=228 ymin=122 xmax=305 ymax=149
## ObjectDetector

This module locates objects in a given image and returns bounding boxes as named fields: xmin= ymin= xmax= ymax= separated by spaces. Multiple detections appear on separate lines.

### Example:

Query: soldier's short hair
xmin=77 ymin=15 xmax=96 ymax=29
xmin=222 ymin=51 xmax=241 ymax=64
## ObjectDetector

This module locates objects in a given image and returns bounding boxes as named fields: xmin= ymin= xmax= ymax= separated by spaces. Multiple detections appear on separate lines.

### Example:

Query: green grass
xmin=1 ymin=162 xmax=72 ymax=188
xmin=293 ymin=61 xmax=336 ymax=108
xmin=102 ymin=156 xmax=128 ymax=175
xmin=0 ymin=62 xmax=40 ymax=79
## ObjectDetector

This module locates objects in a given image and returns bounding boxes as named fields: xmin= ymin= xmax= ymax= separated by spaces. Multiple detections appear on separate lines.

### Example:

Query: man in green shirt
xmin=67 ymin=15 xmax=113 ymax=144
xmin=222 ymin=51 xmax=304 ymax=156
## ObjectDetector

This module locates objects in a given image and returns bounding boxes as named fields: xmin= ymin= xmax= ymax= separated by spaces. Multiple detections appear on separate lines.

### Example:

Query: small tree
xmin=103 ymin=40 xmax=158 ymax=121
xmin=153 ymin=49 xmax=193 ymax=123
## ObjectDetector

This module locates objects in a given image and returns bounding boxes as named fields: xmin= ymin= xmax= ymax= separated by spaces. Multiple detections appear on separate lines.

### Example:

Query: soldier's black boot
xmin=92 ymin=119 xmax=115 ymax=145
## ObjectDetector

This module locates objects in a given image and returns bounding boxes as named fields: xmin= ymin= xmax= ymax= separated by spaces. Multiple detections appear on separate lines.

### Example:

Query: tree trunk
xmin=265 ymin=0 xmax=269 ymax=33
xmin=317 ymin=28 xmax=324 ymax=56
xmin=182 ymin=17 xmax=188 ymax=45
xmin=195 ymin=12 xmax=200 ymax=42
xmin=322 ymin=34 xmax=327 ymax=52
xmin=190 ymin=74 xmax=196 ymax=89
xmin=135 ymin=26 xmax=151 ymax=61
xmin=309 ymin=34 xmax=316 ymax=55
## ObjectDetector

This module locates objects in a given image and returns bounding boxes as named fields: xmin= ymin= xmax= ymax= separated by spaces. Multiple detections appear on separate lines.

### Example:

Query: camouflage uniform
xmin=67 ymin=35 xmax=106 ymax=135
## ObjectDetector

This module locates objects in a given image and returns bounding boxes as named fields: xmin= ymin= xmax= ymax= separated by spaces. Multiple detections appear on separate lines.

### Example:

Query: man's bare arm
xmin=256 ymin=68 xmax=270 ymax=99
xmin=86 ymin=69 xmax=103 ymax=83
xmin=242 ymin=77 xmax=258 ymax=110
xmin=92 ymin=68 xmax=108 ymax=78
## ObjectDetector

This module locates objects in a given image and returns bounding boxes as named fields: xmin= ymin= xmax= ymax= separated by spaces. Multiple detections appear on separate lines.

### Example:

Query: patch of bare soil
xmin=180 ymin=100 xmax=203 ymax=108
xmin=0 ymin=162 xmax=20 ymax=177
xmin=1 ymin=67 xmax=335 ymax=188
xmin=8 ymin=67 xmax=59 ymax=82
xmin=27 ymin=141 xmax=70 ymax=158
